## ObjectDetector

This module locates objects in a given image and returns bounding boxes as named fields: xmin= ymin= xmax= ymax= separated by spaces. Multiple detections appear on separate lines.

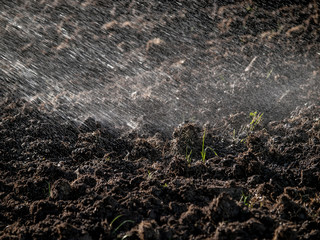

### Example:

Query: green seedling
xmin=200 ymin=130 xmax=218 ymax=163
xmin=110 ymin=215 xmax=134 ymax=237
xmin=104 ymin=152 xmax=113 ymax=161
xmin=232 ymin=125 xmax=246 ymax=144
xmin=238 ymin=111 xmax=263 ymax=144
xmin=240 ymin=192 xmax=252 ymax=208
xmin=147 ymin=170 xmax=153 ymax=179
xmin=249 ymin=111 xmax=263 ymax=131
xmin=266 ymin=68 xmax=273 ymax=79
xmin=219 ymin=75 xmax=225 ymax=82
xmin=186 ymin=146 xmax=192 ymax=165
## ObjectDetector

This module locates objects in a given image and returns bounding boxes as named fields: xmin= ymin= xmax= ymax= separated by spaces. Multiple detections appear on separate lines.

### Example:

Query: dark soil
xmin=1 ymin=96 xmax=320 ymax=240
xmin=1 ymin=0 xmax=320 ymax=239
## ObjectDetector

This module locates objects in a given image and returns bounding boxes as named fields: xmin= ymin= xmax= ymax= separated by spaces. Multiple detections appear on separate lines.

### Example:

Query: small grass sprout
xmin=200 ymin=130 xmax=218 ymax=163
xmin=147 ymin=170 xmax=153 ymax=179
xmin=186 ymin=146 xmax=192 ymax=165
xmin=104 ymin=152 xmax=114 ymax=161
xmin=240 ymin=111 xmax=264 ymax=144
xmin=110 ymin=215 xmax=134 ymax=237
xmin=266 ymin=68 xmax=273 ymax=79
xmin=240 ymin=192 xmax=252 ymax=208
xmin=249 ymin=111 xmax=263 ymax=131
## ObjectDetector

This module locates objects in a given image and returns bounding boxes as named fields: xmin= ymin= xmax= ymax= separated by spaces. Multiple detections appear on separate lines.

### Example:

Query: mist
xmin=1 ymin=0 xmax=319 ymax=135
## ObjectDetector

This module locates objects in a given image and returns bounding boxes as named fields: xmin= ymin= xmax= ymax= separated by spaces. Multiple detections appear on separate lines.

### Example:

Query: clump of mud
xmin=1 ymin=97 xmax=319 ymax=240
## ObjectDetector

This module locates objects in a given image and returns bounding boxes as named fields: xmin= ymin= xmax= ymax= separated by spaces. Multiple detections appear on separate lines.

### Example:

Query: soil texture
xmin=1 ymin=0 xmax=320 ymax=239
xmin=1 ymin=96 xmax=320 ymax=239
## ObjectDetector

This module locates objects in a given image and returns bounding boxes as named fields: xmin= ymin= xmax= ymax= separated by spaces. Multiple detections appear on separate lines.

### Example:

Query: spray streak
xmin=1 ymin=1 xmax=319 ymax=134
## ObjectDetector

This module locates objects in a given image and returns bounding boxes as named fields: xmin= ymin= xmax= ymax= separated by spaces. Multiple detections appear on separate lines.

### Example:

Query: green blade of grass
xmin=110 ymin=215 xmax=123 ymax=228
xmin=112 ymin=220 xmax=135 ymax=234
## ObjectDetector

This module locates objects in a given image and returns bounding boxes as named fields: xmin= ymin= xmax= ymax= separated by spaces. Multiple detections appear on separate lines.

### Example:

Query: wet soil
xmin=1 ymin=0 xmax=320 ymax=239
xmin=1 ymin=96 xmax=320 ymax=240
